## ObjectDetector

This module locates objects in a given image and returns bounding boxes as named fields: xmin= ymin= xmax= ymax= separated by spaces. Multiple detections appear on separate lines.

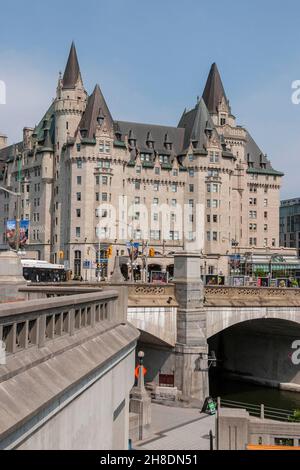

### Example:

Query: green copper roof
xmin=247 ymin=167 xmax=284 ymax=177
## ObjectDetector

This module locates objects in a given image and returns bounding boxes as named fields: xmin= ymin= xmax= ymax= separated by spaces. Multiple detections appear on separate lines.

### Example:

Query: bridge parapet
xmin=204 ymin=286 xmax=300 ymax=307
xmin=0 ymin=290 xmax=118 ymax=357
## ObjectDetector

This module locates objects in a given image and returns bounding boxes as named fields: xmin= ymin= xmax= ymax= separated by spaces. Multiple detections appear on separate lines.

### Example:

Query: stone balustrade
xmin=0 ymin=290 xmax=118 ymax=356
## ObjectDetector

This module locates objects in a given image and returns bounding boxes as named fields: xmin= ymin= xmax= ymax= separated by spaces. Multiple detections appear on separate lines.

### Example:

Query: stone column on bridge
xmin=174 ymin=252 xmax=209 ymax=405
xmin=0 ymin=251 xmax=26 ymax=302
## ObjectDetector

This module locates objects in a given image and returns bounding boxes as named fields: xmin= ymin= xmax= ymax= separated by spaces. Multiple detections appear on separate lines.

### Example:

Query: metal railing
xmin=219 ymin=398 xmax=297 ymax=422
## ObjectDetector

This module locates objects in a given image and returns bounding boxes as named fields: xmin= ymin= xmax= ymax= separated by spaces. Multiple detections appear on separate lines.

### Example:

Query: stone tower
xmin=52 ymin=43 xmax=87 ymax=263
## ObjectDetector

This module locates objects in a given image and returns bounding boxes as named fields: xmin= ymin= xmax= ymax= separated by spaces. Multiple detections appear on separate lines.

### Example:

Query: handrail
xmin=219 ymin=398 xmax=295 ymax=422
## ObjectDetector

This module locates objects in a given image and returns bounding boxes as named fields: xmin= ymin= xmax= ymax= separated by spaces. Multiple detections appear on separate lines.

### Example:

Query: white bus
xmin=21 ymin=259 xmax=66 ymax=283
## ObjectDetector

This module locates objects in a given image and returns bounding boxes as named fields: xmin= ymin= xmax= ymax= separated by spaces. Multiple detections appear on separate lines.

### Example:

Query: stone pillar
xmin=0 ymin=251 xmax=26 ymax=302
xmin=174 ymin=251 xmax=209 ymax=405
xmin=129 ymin=352 xmax=151 ymax=441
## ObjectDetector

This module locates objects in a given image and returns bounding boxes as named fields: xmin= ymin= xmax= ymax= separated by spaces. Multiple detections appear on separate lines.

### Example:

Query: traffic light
xmin=107 ymin=245 xmax=113 ymax=258
xmin=149 ymin=248 xmax=155 ymax=258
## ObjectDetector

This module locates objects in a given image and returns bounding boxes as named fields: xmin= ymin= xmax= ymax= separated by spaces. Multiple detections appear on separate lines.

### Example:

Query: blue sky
xmin=0 ymin=0 xmax=300 ymax=198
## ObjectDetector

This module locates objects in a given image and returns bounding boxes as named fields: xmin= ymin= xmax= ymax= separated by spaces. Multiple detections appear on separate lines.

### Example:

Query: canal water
xmin=210 ymin=376 xmax=300 ymax=412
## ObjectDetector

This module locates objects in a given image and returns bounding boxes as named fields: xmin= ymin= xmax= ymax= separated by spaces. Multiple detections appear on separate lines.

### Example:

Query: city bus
xmin=21 ymin=259 xmax=66 ymax=283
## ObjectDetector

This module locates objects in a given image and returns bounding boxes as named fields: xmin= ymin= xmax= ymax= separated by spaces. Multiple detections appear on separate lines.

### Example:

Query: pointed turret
xmin=202 ymin=63 xmax=230 ymax=114
xmin=178 ymin=97 xmax=220 ymax=153
xmin=62 ymin=42 xmax=82 ymax=89
xmin=78 ymin=84 xmax=113 ymax=140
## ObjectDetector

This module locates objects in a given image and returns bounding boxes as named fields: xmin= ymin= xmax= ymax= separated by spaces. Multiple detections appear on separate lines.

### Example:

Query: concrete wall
xmin=16 ymin=351 xmax=135 ymax=450
xmin=128 ymin=307 xmax=177 ymax=347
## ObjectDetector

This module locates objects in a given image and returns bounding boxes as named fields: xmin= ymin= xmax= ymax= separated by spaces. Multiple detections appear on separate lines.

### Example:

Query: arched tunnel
xmin=208 ymin=318 xmax=300 ymax=406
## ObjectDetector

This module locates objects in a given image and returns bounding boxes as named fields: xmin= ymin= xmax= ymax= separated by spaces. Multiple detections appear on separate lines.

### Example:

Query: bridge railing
xmin=219 ymin=398 xmax=296 ymax=422
xmin=0 ymin=290 xmax=119 ymax=356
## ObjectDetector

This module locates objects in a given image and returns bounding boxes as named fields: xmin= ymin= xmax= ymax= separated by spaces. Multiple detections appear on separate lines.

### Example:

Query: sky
xmin=0 ymin=0 xmax=300 ymax=199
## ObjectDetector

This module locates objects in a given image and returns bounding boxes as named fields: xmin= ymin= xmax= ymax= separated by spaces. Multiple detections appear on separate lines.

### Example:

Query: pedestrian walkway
xmin=136 ymin=403 xmax=216 ymax=450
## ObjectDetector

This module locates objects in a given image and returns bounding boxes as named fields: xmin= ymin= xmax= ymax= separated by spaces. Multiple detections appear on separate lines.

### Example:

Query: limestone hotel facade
xmin=0 ymin=43 xmax=287 ymax=279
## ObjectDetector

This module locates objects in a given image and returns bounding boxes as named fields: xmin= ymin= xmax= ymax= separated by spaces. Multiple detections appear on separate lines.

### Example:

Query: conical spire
xmin=178 ymin=97 xmax=219 ymax=152
xmin=62 ymin=42 xmax=82 ymax=89
xmin=78 ymin=84 xmax=113 ymax=139
xmin=202 ymin=63 xmax=229 ymax=114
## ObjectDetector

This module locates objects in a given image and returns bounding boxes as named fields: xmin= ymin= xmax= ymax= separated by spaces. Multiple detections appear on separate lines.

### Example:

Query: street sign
xmin=135 ymin=365 xmax=147 ymax=379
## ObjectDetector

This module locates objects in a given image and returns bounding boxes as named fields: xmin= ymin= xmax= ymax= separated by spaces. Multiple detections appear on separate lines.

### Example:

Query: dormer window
xmin=220 ymin=114 xmax=226 ymax=126
xmin=97 ymin=109 xmax=105 ymax=127
xmin=247 ymin=153 xmax=254 ymax=168
xmin=159 ymin=155 xmax=169 ymax=164
xmin=80 ymin=128 xmax=88 ymax=139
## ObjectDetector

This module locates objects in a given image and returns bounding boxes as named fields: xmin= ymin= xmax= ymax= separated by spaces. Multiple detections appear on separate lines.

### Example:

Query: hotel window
xmin=189 ymin=184 xmax=194 ymax=192
xmin=207 ymin=200 xmax=211 ymax=208
xmin=76 ymin=227 xmax=81 ymax=237
xmin=189 ymin=199 xmax=194 ymax=208
xmin=102 ymin=176 xmax=108 ymax=185
xmin=189 ymin=168 xmax=195 ymax=177
xmin=264 ymin=199 xmax=268 ymax=207
xmin=77 ymin=160 xmax=82 ymax=169
xmin=207 ymin=231 xmax=211 ymax=241
xmin=272 ymin=238 xmax=276 ymax=247
xmin=135 ymin=181 xmax=141 ymax=190
xmin=220 ymin=114 xmax=226 ymax=126
xmin=136 ymin=166 xmax=141 ymax=174
xmin=153 ymin=182 xmax=159 ymax=191
xmin=211 ymin=200 xmax=218 ymax=208
xmin=171 ymin=213 xmax=177 ymax=222
xmin=155 ymin=167 xmax=160 ymax=175
xmin=76 ymin=144 xmax=81 ymax=152
xmin=77 ymin=176 xmax=82 ymax=185
xmin=76 ymin=192 xmax=81 ymax=201
xmin=264 ymin=238 xmax=268 ymax=247
xmin=134 ymin=197 xmax=140 ymax=204
xmin=153 ymin=213 xmax=159 ymax=222
xmin=169 ymin=231 xmax=180 ymax=241
xmin=96 ymin=193 xmax=99 ymax=202
xmin=207 ymin=215 xmax=211 ymax=223
xmin=213 ymin=215 xmax=218 ymax=223
xmin=134 ymin=212 xmax=140 ymax=221
xmin=134 ymin=230 xmax=142 ymax=240
xmin=105 ymin=142 xmax=111 ymax=153
xmin=249 ymin=237 xmax=257 ymax=246
xmin=188 ymin=154 xmax=194 ymax=162
xmin=212 ymin=232 xmax=218 ymax=241
xmin=173 ymin=169 xmax=178 ymax=176
xmin=209 ymin=151 xmax=220 ymax=163
xmin=150 ymin=230 xmax=161 ymax=240
xmin=171 ymin=199 xmax=177 ymax=207
xmin=153 ymin=198 xmax=159 ymax=206
xmin=99 ymin=141 xmax=104 ymax=152
xmin=208 ymin=169 xmax=219 ymax=177
xmin=264 ymin=211 xmax=268 ymax=219
xmin=102 ymin=193 xmax=108 ymax=202
xmin=171 ymin=183 xmax=177 ymax=193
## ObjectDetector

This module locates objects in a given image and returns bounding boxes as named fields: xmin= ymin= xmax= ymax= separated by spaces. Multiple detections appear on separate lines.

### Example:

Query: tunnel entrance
xmin=208 ymin=318 xmax=300 ymax=410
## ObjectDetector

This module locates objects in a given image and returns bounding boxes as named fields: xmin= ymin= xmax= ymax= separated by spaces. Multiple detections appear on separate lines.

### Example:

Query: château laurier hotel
xmin=0 ymin=43 xmax=296 ymax=280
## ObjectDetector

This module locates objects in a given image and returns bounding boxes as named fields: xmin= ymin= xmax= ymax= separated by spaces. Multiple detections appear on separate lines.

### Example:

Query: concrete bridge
xmin=15 ymin=257 xmax=300 ymax=411
xmin=0 ymin=286 xmax=139 ymax=450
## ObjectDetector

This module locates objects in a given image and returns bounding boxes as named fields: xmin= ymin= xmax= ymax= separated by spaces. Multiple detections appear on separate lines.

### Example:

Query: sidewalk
xmin=135 ymin=403 xmax=216 ymax=450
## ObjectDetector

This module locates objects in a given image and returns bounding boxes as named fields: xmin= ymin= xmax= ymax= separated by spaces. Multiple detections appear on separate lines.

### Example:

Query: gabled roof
xmin=178 ymin=97 xmax=219 ymax=153
xmin=202 ymin=63 xmax=229 ymax=114
xmin=78 ymin=84 xmax=113 ymax=140
xmin=62 ymin=42 xmax=82 ymax=89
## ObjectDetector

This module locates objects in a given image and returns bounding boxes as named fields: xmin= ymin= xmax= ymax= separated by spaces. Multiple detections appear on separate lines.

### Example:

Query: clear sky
xmin=0 ymin=0 xmax=300 ymax=199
